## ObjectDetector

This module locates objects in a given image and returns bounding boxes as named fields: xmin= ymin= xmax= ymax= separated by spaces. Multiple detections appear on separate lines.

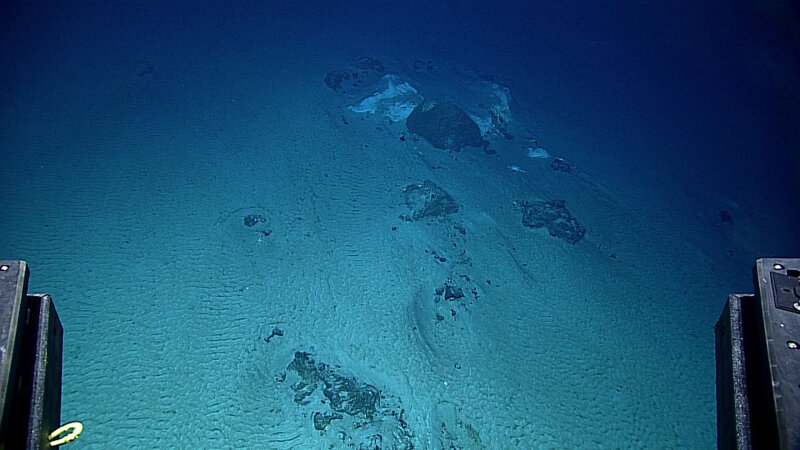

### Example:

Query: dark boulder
xmin=444 ymin=284 xmax=464 ymax=301
xmin=353 ymin=56 xmax=384 ymax=73
xmin=406 ymin=101 xmax=486 ymax=151
xmin=550 ymin=158 xmax=573 ymax=173
xmin=324 ymin=70 xmax=353 ymax=92
xmin=521 ymin=200 xmax=586 ymax=245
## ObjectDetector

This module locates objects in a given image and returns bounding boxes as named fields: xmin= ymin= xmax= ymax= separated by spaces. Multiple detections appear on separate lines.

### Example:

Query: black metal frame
xmin=716 ymin=258 xmax=800 ymax=449
xmin=0 ymin=261 xmax=63 ymax=450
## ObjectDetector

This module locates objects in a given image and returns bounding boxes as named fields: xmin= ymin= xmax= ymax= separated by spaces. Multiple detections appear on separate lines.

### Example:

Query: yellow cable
xmin=49 ymin=422 xmax=83 ymax=447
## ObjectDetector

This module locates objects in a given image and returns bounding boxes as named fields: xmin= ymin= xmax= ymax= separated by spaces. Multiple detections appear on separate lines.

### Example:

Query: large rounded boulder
xmin=406 ymin=100 xmax=486 ymax=151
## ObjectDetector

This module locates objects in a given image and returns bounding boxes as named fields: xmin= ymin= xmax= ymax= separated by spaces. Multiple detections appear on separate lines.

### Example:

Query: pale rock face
xmin=467 ymin=81 xmax=514 ymax=137
xmin=348 ymin=74 xmax=422 ymax=121
xmin=488 ymin=82 xmax=512 ymax=125
xmin=470 ymin=114 xmax=494 ymax=136
xmin=527 ymin=147 xmax=550 ymax=159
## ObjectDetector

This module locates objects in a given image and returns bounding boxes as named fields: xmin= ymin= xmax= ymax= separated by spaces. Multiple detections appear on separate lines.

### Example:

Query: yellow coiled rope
xmin=48 ymin=422 xmax=83 ymax=447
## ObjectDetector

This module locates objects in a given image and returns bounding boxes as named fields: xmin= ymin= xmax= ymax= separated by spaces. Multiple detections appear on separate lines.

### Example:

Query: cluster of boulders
xmin=282 ymin=351 xmax=414 ymax=448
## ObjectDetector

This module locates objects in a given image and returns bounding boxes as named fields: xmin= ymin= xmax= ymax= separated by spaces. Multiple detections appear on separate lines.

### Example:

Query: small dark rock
xmin=550 ymin=158 xmax=573 ymax=173
xmin=244 ymin=214 xmax=266 ymax=228
xmin=313 ymin=411 xmax=343 ymax=431
xmin=444 ymin=284 xmax=464 ymax=301
xmin=354 ymin=56 xmax=384 ymax=73
xmin=391 ymin=226 xmax=398 ymax=231
xmin=324 ymin=70 xmax=351 ymax=91
xmin=265 ymin=326 xmax=284 ymax=344
xmin=137 ymin=61 xmax=154 ymax=77
xmin=412 ymin=59 xmax=434 ymax=72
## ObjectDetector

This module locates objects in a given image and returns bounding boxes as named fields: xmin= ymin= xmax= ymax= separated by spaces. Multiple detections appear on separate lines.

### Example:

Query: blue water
xmin=1 ymin=1 xmax=798 ymax=448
